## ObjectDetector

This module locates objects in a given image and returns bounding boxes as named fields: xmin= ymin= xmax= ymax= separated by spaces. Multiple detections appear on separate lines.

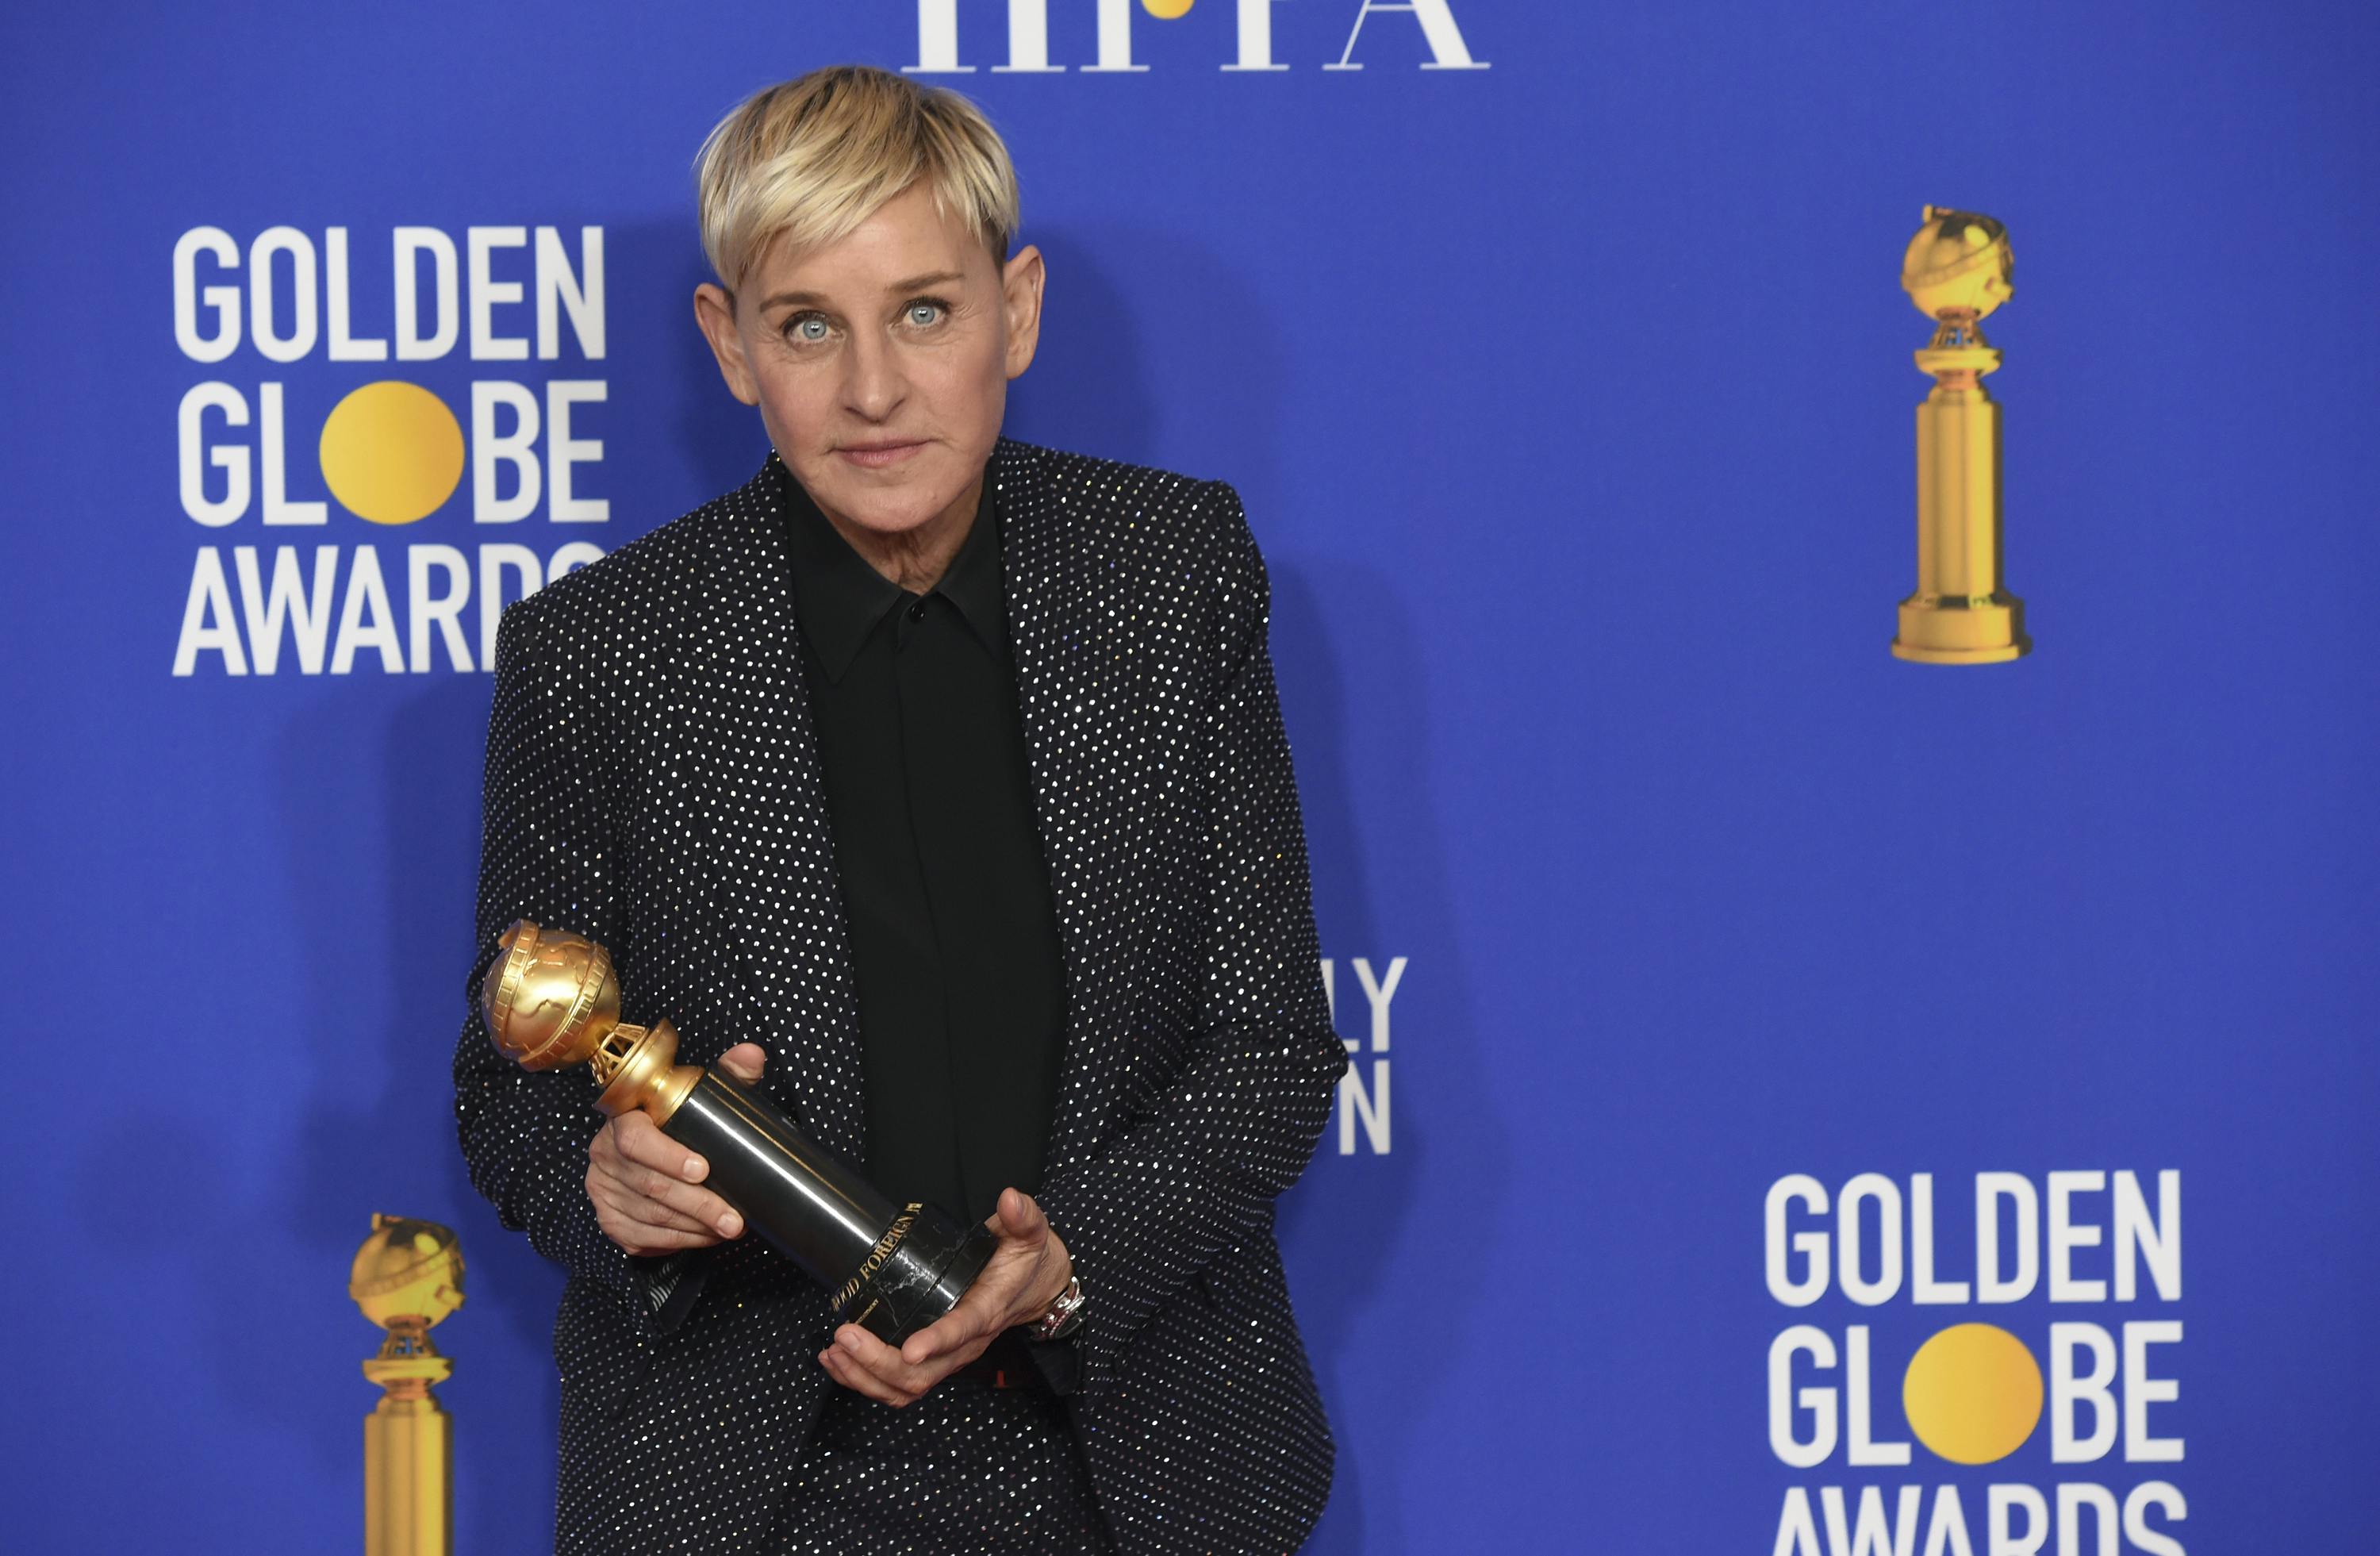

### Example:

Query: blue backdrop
xmin=4 ymin=2 xmax=2375 ymax=1550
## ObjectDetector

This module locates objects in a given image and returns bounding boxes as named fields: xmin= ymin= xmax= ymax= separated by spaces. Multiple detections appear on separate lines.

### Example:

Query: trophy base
xmin=1891 ymin=640 xmax=2030 ymax=665
xmin=834 ymin=1201 xmax=999 ymax=1347
xmin=1893 ymin=594 xmax=2029 ymax=665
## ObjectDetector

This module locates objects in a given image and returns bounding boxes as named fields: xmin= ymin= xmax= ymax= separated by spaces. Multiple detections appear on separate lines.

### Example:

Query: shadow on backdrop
xmin=1273 ymin=556 xmax=1498 ymax=1556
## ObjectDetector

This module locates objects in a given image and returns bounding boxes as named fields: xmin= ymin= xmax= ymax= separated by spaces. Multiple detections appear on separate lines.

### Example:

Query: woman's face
xmin=694 ymin=181 xmax=1043 ymax=544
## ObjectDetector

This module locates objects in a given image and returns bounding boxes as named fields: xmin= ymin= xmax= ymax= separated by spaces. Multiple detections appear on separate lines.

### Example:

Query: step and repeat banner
xmin=4 ymin=2 xmax=2374 ymax=1551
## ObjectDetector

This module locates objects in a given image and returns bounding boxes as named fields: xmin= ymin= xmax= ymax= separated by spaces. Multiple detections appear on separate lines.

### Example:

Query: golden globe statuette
xmin=1894 ymin=206 xmax=2030 ymax=663
xmin=351 ymin=1214 xmax=464 ymax=1556
xmin=480 ymin=920 xmax=996 ymax=1344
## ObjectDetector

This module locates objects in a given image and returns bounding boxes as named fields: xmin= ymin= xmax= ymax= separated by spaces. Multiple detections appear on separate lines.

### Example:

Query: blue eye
xmin=790 ymin=315 xmax=831 ymax=343
xmin=905 ymin=301 xmax=946 ymax=327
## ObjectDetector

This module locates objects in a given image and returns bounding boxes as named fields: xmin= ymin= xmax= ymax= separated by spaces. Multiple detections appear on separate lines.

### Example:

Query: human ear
xmin=998 ymin=244 xmax=1044 ymax=381
xmin=693 ymin=282 xmax=760 ymax=406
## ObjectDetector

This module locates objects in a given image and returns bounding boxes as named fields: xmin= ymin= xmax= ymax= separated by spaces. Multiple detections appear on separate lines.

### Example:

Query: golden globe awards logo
xmin=908 ymin=0 xmax=1488 ymax=74
xmin=169 ymin=224 xmax=609 ymax=676
xmin=1764 ymin=1172 xmax=2187 ymax=1554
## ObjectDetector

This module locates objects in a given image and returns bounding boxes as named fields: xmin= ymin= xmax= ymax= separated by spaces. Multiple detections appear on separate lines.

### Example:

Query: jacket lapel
xmin=678 ymin=457 xmax=870 ymax=1166
xmin=992 ymin=439 xmax=1151 ymax=1175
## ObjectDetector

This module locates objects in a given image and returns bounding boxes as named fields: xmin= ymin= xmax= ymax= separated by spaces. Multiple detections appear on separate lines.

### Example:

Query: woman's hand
xmin=584 ymin=1043 xmax=768 ymax=1255
xmin=818 ymin=1186 xmax=1073 ymax=1407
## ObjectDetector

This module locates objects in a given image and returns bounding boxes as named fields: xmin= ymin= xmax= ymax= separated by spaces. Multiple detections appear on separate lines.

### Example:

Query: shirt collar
xmin=774 ymin=452 xmax=1007 ymax=682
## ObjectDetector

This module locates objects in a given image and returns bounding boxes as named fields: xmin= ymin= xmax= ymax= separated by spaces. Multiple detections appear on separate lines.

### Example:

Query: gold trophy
xmin=351 ymin=1214 xmax=465 ymax=1556
xmin=1894 ymin=206 xmax=2029 ymax=663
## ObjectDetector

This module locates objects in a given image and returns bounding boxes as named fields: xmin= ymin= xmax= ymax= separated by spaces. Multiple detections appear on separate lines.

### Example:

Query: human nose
xmin=839 ymin=328 xmax=908 ymax=423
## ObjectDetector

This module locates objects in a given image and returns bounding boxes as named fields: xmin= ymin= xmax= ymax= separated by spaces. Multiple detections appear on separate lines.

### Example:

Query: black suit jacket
xmin=453 ymin=436 xmax=1348 ymax=1554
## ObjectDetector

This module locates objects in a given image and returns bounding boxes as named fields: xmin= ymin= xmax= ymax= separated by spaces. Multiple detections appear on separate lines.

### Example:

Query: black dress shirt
xmin=775 ymin=455 xmax=1071 ymax=1285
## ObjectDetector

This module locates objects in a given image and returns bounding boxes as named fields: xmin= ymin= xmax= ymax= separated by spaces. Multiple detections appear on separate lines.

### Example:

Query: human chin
xmin=812 ymin=467 xmax=953 ymax=537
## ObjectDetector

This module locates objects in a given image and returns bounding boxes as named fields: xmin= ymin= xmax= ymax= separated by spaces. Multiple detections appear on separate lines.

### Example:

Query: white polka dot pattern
xmin=453 ymin=436 xmax=1348 ymax=1554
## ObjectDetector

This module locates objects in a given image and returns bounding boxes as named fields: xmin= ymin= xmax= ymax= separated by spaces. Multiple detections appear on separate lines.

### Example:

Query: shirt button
xmin=908 ymin=601 xmax=927 ymax=621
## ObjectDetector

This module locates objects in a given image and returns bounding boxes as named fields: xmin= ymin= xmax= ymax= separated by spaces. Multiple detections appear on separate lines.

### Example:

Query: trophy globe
xmin=351 ymin=1214 xmax=466 ymax=1358
xmin=1902 ymin=207 xmax=2013 ymax=332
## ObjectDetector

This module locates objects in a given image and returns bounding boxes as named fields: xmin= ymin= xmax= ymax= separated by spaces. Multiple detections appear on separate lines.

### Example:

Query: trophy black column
xmin=659 ymin=1070 xmax=996 ymax=1343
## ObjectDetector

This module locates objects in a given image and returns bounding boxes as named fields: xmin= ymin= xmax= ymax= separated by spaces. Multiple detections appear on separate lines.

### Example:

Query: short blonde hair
xmin=695 ymin=64 xmax=1021 ymax=296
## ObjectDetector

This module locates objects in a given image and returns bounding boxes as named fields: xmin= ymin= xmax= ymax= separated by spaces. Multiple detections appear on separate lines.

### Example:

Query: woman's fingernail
xmin=718 ymin=1213 xmax=743 ymax=1237
xmin=681 ymin=1157 xmax=703 ymax=1181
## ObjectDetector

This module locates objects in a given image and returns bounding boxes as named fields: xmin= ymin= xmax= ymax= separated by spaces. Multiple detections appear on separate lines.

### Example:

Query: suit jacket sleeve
xmin=451 ymin=597 xmax=696 ymax=1335
xmin=1028 ymin=480 xmax=1349 ymax=1398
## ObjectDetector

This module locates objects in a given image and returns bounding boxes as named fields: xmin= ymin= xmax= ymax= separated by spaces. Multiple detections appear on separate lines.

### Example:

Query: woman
xmin=454 ymin=63 xmax=1345 ymax=1554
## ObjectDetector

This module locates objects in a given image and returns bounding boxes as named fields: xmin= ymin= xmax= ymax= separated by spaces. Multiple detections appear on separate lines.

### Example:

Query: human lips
xmin=836 ymin=439 xmax=927 ymax=470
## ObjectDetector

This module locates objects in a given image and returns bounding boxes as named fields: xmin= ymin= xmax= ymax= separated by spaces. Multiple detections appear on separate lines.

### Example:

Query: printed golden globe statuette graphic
xmin=351 ymin=1215 xmax=464 ymax=1556
xmin=481 ymin=920 xmax=997 ymax=1343
xmin=1894 ymin=206 xmax=2030 ymax=663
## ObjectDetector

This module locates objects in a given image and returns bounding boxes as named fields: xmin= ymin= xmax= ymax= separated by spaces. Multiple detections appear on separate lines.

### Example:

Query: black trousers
xmin=768 ymin=1378 xmax=1115 ymax=1554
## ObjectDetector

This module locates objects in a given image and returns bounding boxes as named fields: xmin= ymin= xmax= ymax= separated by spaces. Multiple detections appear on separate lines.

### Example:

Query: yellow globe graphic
xmin=1142 ymin=0 xmax=1194 ymax=17
xmin=1902 ymin=1323 xmax=2044 ymax=1465
xmin=318 ymin=380 xmax=466 ymax=524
